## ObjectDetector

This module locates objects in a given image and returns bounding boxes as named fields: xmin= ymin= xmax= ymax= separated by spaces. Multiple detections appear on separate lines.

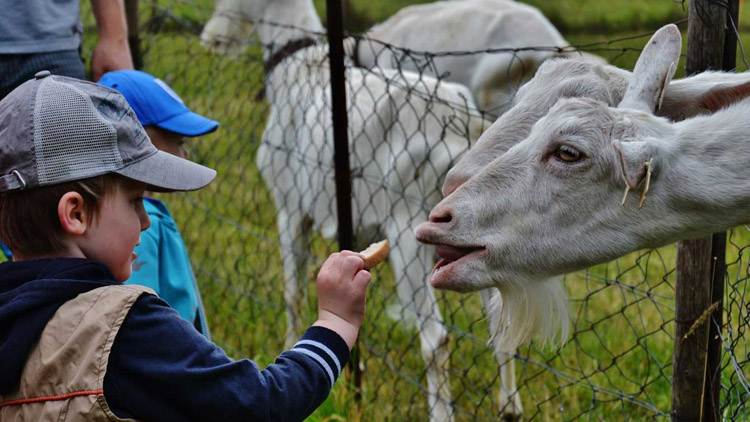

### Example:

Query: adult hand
xmin=90 ymin=0 xmax=134 ymax=81
xmin=91 ymin=37 xmax=133 ymax=81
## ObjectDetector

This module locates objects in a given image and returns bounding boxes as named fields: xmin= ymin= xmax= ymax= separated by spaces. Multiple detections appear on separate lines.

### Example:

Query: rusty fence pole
xmin=124 ymin=0 xmax=142 ymax=70
xmin=325 ymin=0 xmax=361 ymax=404
xmin=672 ymin=1 xmax=736 ymax=421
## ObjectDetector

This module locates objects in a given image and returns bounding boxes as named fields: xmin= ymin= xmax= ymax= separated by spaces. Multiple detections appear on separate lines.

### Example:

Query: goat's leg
xmin=479 ymin=289 xmax=523 ymax=422
xmin=386 ymin=225 xmax=453 ymax=422
xmin=277 ymin=209 xmax=311 ymax=349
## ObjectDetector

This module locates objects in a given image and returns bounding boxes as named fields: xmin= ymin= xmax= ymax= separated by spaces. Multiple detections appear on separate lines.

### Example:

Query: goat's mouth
xmin=430 ymin=244 xmax=487 ymax=289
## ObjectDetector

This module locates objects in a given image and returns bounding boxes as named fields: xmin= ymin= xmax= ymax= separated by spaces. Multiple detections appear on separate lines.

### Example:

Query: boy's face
xmin=145 ymin=126 xmax=190 ymax=159
xmin=80 ymin=178 xmax=150 ymax=281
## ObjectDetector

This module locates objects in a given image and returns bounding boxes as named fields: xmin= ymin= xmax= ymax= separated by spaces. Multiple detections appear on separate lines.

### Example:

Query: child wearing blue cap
xmin=99 ymin=70 xmax=218 ymax=337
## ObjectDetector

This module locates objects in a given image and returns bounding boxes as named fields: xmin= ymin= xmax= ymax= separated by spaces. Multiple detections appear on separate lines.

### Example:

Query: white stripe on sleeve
xmin=294 ymin=340 xmax=342 ymax=375
xmin=289 ymin=348 xmax=335 ymax=387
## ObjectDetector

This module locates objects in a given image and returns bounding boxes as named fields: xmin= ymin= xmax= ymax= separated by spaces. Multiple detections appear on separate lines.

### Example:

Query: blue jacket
xmin=0 ymin=258 xmax=350 ymax=421
xmin=127 ymin=197 xmax=209 ymax=337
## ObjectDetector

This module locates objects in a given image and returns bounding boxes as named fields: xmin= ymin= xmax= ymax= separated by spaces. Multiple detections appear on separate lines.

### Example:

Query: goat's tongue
xmin=435 ymin=245 xmax=478 ymax=263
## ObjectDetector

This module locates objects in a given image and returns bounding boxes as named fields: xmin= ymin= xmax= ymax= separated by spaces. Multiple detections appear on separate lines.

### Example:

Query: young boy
xmin=0 ymin=72 xmax=371 ymax=421
xmin=99 ymin=69 xmax=219 ymax=337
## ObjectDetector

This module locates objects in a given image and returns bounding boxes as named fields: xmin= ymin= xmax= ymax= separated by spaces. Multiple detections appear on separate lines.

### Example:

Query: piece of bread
xmin=360 ymin=239 xmax=389 ymax=270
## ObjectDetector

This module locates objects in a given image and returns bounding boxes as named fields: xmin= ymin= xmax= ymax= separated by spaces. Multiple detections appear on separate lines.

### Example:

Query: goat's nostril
xmin=430 ymin=211 xmax=453 ymax=224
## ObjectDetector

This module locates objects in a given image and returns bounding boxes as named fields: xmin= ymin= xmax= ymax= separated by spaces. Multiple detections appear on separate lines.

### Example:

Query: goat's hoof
xmin=500 ymin=412 xmax=523 ymax=422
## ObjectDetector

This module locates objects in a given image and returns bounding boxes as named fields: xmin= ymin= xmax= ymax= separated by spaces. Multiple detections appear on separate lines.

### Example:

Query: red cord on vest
xmin=0 ymin=389 xmax=103 ymax=408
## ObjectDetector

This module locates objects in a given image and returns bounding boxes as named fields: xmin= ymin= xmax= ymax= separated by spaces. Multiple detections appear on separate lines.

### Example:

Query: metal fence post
xmin=672 ymin=1 xmax=734 ymax=421
xmin=325 ymin=0 xmax=361 ymax=403
xmin=124 ymin=0 xmax=142 ymax=70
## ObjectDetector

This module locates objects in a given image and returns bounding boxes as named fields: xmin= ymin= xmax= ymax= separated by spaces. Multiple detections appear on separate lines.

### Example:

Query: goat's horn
xmin=656 ymin=61 xmax=676 ymax=113
xmin=621 ymin=185 xmax=631 ymax=206
xmin=638 ymin=158 xmax=653 ymax=209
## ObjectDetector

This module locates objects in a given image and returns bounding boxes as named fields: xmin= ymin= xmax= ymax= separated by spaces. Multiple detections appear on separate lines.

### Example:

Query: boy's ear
xmin=58 ymin=192 xmax=89 ymax=236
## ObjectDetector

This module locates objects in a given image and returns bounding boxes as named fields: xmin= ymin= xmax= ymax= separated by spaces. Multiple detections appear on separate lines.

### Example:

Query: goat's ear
xmin=619 ymin=24 xmax=682 ymax=113
xmin=613 ymin=139 xmax=655 ymax=189
xmin=660 ymin=76 xmax=750 ymax=120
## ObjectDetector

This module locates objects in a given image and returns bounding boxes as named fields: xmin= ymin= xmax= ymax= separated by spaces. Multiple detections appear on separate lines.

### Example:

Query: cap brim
xmin=156 ymin=110 xmax=219 ymax=137
xmin=115 ymin=150 xmax=216 ymax=192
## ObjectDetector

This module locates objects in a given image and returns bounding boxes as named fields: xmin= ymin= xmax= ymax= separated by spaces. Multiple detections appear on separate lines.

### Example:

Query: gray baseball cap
xmin=0 ymin=71 xmax=216 ymax=193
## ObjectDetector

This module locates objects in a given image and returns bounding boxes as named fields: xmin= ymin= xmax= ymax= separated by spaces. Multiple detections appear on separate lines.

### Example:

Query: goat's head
xmin=200 ymin=0 xmax=286 ymax=57
xmin=443 ymin=31 xmax=750 ymax=199
xmin=441 ymin=57 xmax=628 ymax=197
xmin=201 ymin=0 xmax=323 ymax=57
xmin=200 ymin=0 xmax=258 ymax=56
xmin=416 ymin=25 xmax=693 ymax=292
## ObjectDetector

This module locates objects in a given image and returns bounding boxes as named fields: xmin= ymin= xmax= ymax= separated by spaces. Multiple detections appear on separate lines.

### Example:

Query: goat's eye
xmin=554 ymin=145 xmax=583 ymax=163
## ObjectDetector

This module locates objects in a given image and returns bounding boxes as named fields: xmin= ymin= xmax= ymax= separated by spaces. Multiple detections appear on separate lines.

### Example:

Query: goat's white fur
xmin=485 ymin=279 xmax=569 ymax=352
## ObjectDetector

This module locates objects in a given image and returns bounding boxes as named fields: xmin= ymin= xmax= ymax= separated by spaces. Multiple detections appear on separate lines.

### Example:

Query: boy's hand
xmin=313 ymin=251 xmax=371 ymax=349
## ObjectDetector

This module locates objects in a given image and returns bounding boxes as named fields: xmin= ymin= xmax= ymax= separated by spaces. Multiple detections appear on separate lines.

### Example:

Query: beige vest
xmin=0 ymin=284 xmax=154 ymax=422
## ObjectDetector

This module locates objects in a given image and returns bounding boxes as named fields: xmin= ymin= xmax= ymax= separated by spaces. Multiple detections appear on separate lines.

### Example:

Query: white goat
xmin=199 ymin=0 xmax=602 ymax=115
xmin=355 ymin=0 xmax=604 ymax=114
xmin=442 ymin=58 xmax=750 ymax=197
xmin=423 ymin=54 xmax=750 ymax=353
xmin=200 ymin=1 xmax=528 ymax=421
xmin=416 ymin=25 xmax=750 ymax=346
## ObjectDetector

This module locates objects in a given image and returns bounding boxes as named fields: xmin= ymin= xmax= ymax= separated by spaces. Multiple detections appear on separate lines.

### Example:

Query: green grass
xmin=77 ymin=1 xmax=750 ymax=420
xmin=313 ymin=0 xmax=750 ymax=34
xmin=314 ymin=0 xmax=689 ymax=33
xmin=115 ymin=0 xmax=750 ymax=35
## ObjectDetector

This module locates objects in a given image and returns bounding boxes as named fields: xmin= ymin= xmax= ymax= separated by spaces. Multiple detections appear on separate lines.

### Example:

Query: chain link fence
xmin=76 ymin=1 xmax=750 ymax=420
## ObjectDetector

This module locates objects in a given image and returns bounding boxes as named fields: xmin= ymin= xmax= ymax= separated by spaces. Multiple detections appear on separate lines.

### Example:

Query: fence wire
xmin=76 ymin=1 xmax=750 ymax=420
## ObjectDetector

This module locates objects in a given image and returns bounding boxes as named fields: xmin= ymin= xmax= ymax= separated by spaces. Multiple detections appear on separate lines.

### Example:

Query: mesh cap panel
xmin=33 ymin=78 xmax=123 ymax=185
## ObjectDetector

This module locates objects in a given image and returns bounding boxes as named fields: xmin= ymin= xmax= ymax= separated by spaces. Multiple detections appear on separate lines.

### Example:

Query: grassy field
xmin=320 ymin=0 xmax=689 ymax=32
xmin=145 ymin=0 xmax=749 ymax=34
xmin=78 ymin=1 xmax=750 ymax=420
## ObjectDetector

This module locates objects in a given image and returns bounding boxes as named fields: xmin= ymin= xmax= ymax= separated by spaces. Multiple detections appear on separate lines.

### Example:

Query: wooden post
xmin=685 ymin=0 xmax=726 ymax=73
xmin=673 ymin=240 xmax=716 ymax=422
xmin=673 ymin=1 xmax=733 ymax=421
xmin=706 ymin=3 xmax=737 ymax=420
xmin=124 ymin=0 xmax=143 ymax=70
xmin=325 ymin=0 xmax=361 ymax=404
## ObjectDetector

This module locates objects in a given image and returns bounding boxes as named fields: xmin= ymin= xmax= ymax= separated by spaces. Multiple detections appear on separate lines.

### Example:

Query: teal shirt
xmin=126 ymin=198 xmax=209 ymax=338
xmin=0 ymin=240 xmax=10 ymax=262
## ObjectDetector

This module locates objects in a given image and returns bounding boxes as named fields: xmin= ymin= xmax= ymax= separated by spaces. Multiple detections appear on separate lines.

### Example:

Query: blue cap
xmin=98 ymin=70 xmax=219 ymax=137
